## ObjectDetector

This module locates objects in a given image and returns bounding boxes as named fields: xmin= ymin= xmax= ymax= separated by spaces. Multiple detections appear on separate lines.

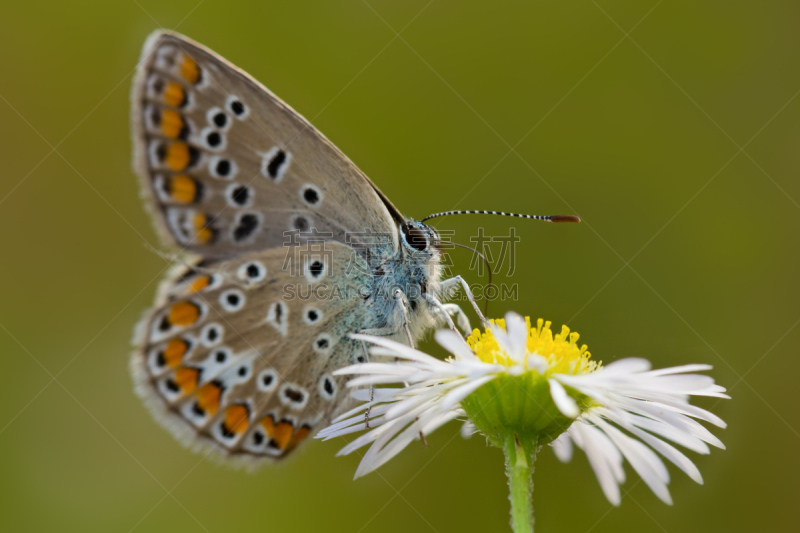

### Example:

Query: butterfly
xmin=130 ymin=30 xmax=578 ymax=465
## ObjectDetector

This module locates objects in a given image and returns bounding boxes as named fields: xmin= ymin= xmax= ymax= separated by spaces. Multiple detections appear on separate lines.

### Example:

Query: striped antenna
xmin=421 ymin=210 xmax=581 ymax=223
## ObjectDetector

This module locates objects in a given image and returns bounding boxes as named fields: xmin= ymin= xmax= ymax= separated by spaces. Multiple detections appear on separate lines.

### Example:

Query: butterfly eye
xmin=402 ymin=223 xmax=428 ymax=252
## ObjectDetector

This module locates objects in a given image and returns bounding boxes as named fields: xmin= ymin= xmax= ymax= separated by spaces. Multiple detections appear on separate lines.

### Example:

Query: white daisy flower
xmin=318 ymin=312 xmax=728 ymax=510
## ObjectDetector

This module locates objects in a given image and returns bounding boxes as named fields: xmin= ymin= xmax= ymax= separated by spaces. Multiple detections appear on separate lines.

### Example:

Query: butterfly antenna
xmin=422 ymin=210 xmax=581 ymax=223
xmin=433 ymin=240 xmax=493 ymax=317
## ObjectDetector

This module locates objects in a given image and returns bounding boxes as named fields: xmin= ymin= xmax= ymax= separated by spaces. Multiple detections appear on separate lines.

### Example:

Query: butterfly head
xmin=400 ymin=220 xmax=440 ymax=257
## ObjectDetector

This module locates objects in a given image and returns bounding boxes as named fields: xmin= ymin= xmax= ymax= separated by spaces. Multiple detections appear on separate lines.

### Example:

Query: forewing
xmin=131 ymin=30 xmax=402 ymax=259
xmin=131 ymin=242 xmax=373 ymax=462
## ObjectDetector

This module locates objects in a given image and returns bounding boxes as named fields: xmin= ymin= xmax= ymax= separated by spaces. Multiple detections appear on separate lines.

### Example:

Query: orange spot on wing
xmin=160 ymin=109 xmax=184 ymax=139
xmin=196 ymin=228 xmax=213 ymax=244
xmin=260 ymin=415 xmax=275 ymax=434
xmin=189 ymin=275 xmax=210 ymax=293
xmin=165 ymin=142 xmax=190 ymax=171
xmin=174 ymin=366 xmax=199 ymax=394
xmin=163 ymin=81 xmax=186 ymax=107
xmin=289 ymin=425 xmax=311 ymax=449
xmin=192 ymin=213 xmax=214 ymax=244
xmin=195 ymin=229 xmax=213 ymax=244
xmin=197 ymin=383 xmax=222 ymax=415
xmin=180 ymin=55 xmax=200 ymax=84
xmin=169 ymin=175 xmax=197 ymax=204
xmin=272 ymin=421 xmax=294 ymax=450
xmin=168 ymin=301 xmax=200 ymax=326
xmin=224 ymin=405 xmax=250 ymax=435
xmin=164 ymin=339 xmax=188 ymax=367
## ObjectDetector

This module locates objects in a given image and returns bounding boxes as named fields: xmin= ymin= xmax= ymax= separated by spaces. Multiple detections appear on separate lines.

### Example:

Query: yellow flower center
xmin=466 ymin=317 xmax=600 ymax=375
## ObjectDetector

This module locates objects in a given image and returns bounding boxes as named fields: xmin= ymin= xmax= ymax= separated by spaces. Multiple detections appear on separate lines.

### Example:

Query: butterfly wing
xmin=131 ymin=242 xmax=374 ymax=462
xmin=131 ymin=30 xmax=403 ymax=260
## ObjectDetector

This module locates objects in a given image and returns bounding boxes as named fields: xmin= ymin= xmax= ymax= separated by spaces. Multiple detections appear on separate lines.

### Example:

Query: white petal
xmin=614 ymin=398 xmax=725 ymax=450
xmin=550 ymin=433 xmax=573 ymax=462
xmin=627 ymin=395 xmax=727 ymax=430
xmin=435 ymin=329 xmax=478 ymax=361
xmin=339 ymin=406 xmax=424 ymax=458
xmin=348 ymin=387 xmax=402 ymax=403
xmin=549 ymin=378 xmax=580 ymax=418
xmin=505 ymin=312 xmax=530 ymax=361
xmin=591 ymin=416 xmax=673 ymax=505
xmin=645 ymin=364 xmax=712 ymax=376
xmin=336 ymin=363 xmax=421 ymax=377
xmin=527 ymin=354 xmax=549 ymax=374
xmin=384 ymin=384 xmax=456 ymax=420
xmin=355 ymin=409 xmax=442 ymax=478
xmin=488 ymin=322 xmax=519 ymax=363
xmin=346 ymin=375 xmax=423 ymax=388
xmin=599 ymin=407 xmax=710 ymax=455
xmin=627 ymin=425 xmax=704 ymax=484
xmin=349 ymin=334 xmax=443 ymax=365
xmin=460 ymin=420 xmax=477 ymax=440
xmin=571 ymin=422 xmax=622 ymax=505
xmin=438 ymin=375 xmax=496 ymax=412
xmin=420 ymin=409 xmax=462 ymax=435
xmin=596 ymin=358 xmax=652 ymax=375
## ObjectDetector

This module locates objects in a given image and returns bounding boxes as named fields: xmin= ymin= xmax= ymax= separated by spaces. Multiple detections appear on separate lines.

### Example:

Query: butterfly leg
xmin=438 ymin=275 xmax=488 ymax=324
xmin=358 ymin=340 xmax=376 ymax=429
xmin=423 ymin=293 xmax=457 ymax=332
xmin=394 ymin=289 xmax=415 ymax=347
xmin=441 ymin=303 xmax=471 ymax=334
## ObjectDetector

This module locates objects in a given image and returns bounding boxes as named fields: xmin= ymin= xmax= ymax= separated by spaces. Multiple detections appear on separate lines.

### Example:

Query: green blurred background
xmin=1 ymin=0 xmax=798 ymax=531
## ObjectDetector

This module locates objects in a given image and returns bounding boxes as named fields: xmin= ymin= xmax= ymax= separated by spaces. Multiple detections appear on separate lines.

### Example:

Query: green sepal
xmin=461 ymin=373 xmax=591 ymax=449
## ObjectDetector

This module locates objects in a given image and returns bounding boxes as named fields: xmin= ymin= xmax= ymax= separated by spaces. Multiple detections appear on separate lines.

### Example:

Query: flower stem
xmin=505 ymin=434 xmax=536 ymax=533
